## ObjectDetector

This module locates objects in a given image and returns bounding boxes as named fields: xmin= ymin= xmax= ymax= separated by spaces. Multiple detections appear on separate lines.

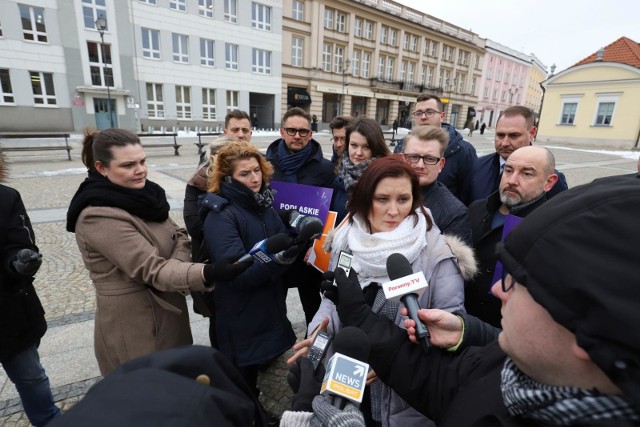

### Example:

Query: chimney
xmin=595 ymin=47 xmax=605 ymax=61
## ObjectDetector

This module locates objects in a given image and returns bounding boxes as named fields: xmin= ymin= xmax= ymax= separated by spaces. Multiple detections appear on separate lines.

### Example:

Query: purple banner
xmin=491 ymin=214 xmax=524 ymax=288
xmin=270 ymin=181 xmax=333 ymax=223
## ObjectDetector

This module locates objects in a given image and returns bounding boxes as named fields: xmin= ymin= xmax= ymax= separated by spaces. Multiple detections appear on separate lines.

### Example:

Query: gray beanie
xmin=496 ymin=173 xmax=640 ymax=410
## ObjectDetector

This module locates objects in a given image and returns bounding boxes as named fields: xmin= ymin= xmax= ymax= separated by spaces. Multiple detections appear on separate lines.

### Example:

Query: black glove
xmin=273 ymin=244 xmax=304 ymax=265
xmin=332 ymin=268 xmax=369 ymax=327
xmin=11 ymin=249 xmax=43 ymax=277
xmin=202 ymin=255 xmax=250 ymax=284
xmin=320 ymin=271 xmax=339 ymax=305
xmin=287 ymin=357 xmax=326 ymax=412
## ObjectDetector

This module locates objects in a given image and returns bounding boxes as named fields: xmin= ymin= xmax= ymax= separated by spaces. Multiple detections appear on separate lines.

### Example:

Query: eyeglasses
xmin=412 ymin=109 xmax=440 ymax=118
xmin=331 ymin=136 xmax=346 ymax=144
xmin=283 ymin=127 xmax=311 ymax=137
xmin=404 ymin=154 xmax=441 ymax=165
xmin=501 ymin=268 xmax=516 ymax=293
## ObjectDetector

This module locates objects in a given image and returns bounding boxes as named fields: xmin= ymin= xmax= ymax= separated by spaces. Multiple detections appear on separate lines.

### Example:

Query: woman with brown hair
xmin=201 ymin=140 xmax=298 ymax=401
xmin=331 ymin=116 xmax=391 ymax=223
xmin=303 ymin=156 xmax=476 ymax=426
xmin=66 ymin=128 xmax=247 ymax=375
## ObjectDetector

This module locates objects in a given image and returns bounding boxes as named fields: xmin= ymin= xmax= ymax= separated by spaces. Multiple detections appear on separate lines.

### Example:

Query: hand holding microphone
xmin=286 ymin=210 xmax=324 ymax=245
xmin=384 ymin=253 xmax=431 ymax=354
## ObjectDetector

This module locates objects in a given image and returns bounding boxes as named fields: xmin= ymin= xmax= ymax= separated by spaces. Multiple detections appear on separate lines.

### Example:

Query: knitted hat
xmin=496 ymin=173 xmax=640 ymax=410
xmin=49 ymin=346 xmax=267 ymax=426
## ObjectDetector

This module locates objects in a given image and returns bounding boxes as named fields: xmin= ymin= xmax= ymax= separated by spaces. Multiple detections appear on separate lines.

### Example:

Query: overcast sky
xmin=396 ymin=0 xmax=640 ymax=72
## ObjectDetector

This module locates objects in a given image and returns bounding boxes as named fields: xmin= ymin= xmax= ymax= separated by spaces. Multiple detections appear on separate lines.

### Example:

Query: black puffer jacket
xmin=0 ymin=184 xmax=46 ymax=362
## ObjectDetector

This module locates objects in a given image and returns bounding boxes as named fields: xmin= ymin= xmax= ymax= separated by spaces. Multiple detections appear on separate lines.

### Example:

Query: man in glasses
xmin=329 ymin=171 xmax=640 ymax=425
xmin=465 ymin=146 xmax=557 ymax=327
xmin=266 ymin=107 xmax=334 ymax=325
xmin=394 ymin=93 xmax=477 ymax=204
xmin=402 ymin=125 xmax=471 ymax=244
xmin=329 ymin=115 xmax=353 ymax=164
xmin=468 ymin=106 xmax=567 ymax=204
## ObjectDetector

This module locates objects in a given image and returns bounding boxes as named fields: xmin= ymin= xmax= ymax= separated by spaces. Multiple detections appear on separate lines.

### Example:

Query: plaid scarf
xmin=337 ymin=155 xmax=372 ymax=192
xmin=501 ymin=358 xmax=639 ymax=425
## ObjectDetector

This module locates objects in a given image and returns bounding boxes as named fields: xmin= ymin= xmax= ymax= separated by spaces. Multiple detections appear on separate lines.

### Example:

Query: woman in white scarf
xmin=290 ymin=156 xmax=476 ymax=427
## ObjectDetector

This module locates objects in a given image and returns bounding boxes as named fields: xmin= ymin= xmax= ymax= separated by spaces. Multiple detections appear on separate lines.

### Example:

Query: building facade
xmin=475 ymin=39 xmax=533 ymax=129
xmin=537 ymin=37 xmax=640 ymax=149
xmin=281 ymin=0 xmax=485 ymax=130
xmin=0 ymin=0 xmax=283 ymax=132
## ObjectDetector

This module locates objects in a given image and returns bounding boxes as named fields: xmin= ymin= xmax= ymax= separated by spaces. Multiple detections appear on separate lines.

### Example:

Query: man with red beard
xmin=465 ymin=146 xmax=558 ymax=327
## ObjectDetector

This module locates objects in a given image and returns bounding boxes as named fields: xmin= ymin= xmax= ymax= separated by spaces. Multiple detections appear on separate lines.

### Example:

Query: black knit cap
xmin=49 ymin=346 xmax=268 ymax=426
xmin=496 ymin=173 xmax=640 ymax=410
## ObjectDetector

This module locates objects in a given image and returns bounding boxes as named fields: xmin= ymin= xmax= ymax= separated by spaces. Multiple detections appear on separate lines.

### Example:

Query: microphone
xmin=320 ymin=327 xmax=370 ymax=409
xmin=236 ymin=233 xmax=292 ymax=265
xmin=384 ymin=253 xmax=431 ymax=354
xmin=288 ymin=210 xmax=324 ymax=244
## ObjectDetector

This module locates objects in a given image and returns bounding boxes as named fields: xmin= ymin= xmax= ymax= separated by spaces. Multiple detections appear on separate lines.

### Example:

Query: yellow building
xmin=537 ymin=37 xmax=640 ymax=149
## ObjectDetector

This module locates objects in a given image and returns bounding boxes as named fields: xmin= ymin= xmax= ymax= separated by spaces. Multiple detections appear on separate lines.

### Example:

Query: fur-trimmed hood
xmin=323 ymin=226 xmax=478 ymax=281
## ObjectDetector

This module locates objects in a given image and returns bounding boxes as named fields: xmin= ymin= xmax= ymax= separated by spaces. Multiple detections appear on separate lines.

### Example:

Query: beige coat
xmin=74 ymin=206 xmax=208 ymax=375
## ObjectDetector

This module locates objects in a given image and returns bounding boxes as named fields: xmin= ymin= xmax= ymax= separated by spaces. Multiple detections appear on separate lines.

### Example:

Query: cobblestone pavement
xmin=0 ymin=131 xmax=637 ymax=425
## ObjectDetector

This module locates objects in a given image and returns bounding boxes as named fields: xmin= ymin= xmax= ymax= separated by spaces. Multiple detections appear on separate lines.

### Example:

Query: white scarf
xmin=331 ymin=209 xmax=428 ymax=288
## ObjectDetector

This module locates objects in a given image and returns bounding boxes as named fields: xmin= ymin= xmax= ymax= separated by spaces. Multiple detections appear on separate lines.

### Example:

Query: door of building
xmin=94 ymin=98 xmax=117 ymax=129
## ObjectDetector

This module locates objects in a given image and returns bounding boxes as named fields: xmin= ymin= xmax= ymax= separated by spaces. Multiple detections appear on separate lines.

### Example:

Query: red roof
xmin=572 ymin=37 xmax=640 ymax=68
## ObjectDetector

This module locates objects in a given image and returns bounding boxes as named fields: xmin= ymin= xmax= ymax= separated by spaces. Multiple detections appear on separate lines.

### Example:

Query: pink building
xmin=476 ymin=40 xmax=532 ymax=128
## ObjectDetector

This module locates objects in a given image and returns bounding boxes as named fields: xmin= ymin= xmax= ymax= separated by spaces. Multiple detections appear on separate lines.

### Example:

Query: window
xmin=364 ymin=21 xmax=373 ymax=40
xmin=172 ymin=33 xmax=189 ymax=63
xmin=389 ymin=29 xmax=397 ymax=46
xmin=595 ymin=102 xmax=615 ymax=126
xmin=82 ymin=0 xmax=107 ymax=30
xmin=380 ymin=26 xmax=387 ymax=44
xmin=361 ymin=52 xmax=370 ymax=78
xmin=457 ymin=73 xmax=465 ymax=93
xmin=322 ymin=43 xmax=332 ymax=72
xmin=447 ymin=45 xmax=454 ymax=62
xmin=202 ymin=88 xmax=216 ymax=120
xmin=475 ymin=56 xmax=480 ymax=69
xmin=19 ymin=4 xmax=47 ymax=42
xmin=560 ymin=103 xmax=577 ymax=124
xmin=200 ymin=38 xmax=215 ymax=66
xmin=430 ymin=42 xmax=438 ymax=57
xmin=141 ymin=28 xmax=160 ymax=59
xmin=324 ymin=9 xmax=333 ymax=29
xmin=386 ymin=57 xmax=394 ymax=80
xmin=493 ymin=88 xmax=498 ymax=100
xmin=333 ymin=46 xmax=344 ymax=74
xmin=400 ymin=61 xmax=407 ymax=82
xmin=487 ymin=68 xmax=493 ymax=79
xmin=292 ymin=0 xmax=304 ymax=20
xmin=87 ymin=42 xmax=113 ymax=87
xmin=252 ymin=48 xmax=271 ymax=74
xmin=496 ymin=70 xmax=501 ymax=82
xmin=146 ymin=83 xmax=164 ymax=118
xmin=252 ymin=3 xmax=271 ymax=31
xmin=139 ymin=0 xmax=156 ymax=4
xmin=170 ymin=0 xmax=186 ymax=12
xmin=199 ymin=0 xmax=213 ymax=18
xmin=471 ymin=77 xmax=477 ymax=96
xmin=30 ymin=71 xmax=56 ymax=105
xmin=426 ymin=66 xmax=433 ymax=86
xmin=226 ymin=90 xmax=238 ymax=112
xmin=336 ymin=13 xmax=346 ymax=32
xmin=403 ymin=33 xmax=409 ymax=50
xmin=224 ymin=0 xmax=237 ymax=23
xmin=483 ymin=87 xmax=489 ymax=98
xmin=0 ymin=69 xmax=14 ymax=103
xmin=291 ymin=36 xmax=303 ymax=67
xmin=351 ymin=50 xmax=360 ymax=77
xmin=225 ymin=43 xmax=238 ymax=70
xmin=354 ymin=18 xmax=362 ymax=37
xmin=407 ymin=62 xmax=415 ymax=85
xmin=0 ymin=19 xmax=3 ymax=36
xmin=411 ymin=35 xmax=418 ymax=52
xmin=377 ymin=56 xmax=384 ymax=79
xmin=501 ymin=90 xmax=507 ymax=101
xmin=175 ymin=85 xmax=191 ymax=119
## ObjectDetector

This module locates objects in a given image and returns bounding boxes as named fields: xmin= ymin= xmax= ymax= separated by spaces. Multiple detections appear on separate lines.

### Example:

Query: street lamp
xmin=339 ymin=59 xmax=351 ymax=116
xmin=95 ymin=14 xmax=114 ymax=128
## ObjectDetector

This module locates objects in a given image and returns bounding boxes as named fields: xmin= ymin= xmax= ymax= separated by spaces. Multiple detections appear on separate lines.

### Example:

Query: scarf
xmin=330 ymin=210 xmax=427 ymax=288
xmin=66 ymin=169 xmax=170 ymax=232
xmin=337 ymin=155 xmax=372 ymax=192
xmin=277 ymin=139 xmax=313 ymax=183
xmin=220 ymin=176 xmax=274 ymax=213
xmin=501 ymin=358 xmax=640 ymax=425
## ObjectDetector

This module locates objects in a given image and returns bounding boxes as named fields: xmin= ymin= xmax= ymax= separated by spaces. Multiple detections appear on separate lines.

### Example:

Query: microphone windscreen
xmin=264 ymin=233 xmax=293 ymax=253
xmin=297 ymin=216 xmax=324 ymax=241
xmin=386 ymin=253 xmax=413 ymax=281
xmin=332 ymin=326 xmax=370 ymax=362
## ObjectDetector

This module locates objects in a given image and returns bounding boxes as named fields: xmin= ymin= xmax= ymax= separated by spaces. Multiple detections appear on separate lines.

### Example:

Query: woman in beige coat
xmin=66 ymin=128 xmax=248 ymax=375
